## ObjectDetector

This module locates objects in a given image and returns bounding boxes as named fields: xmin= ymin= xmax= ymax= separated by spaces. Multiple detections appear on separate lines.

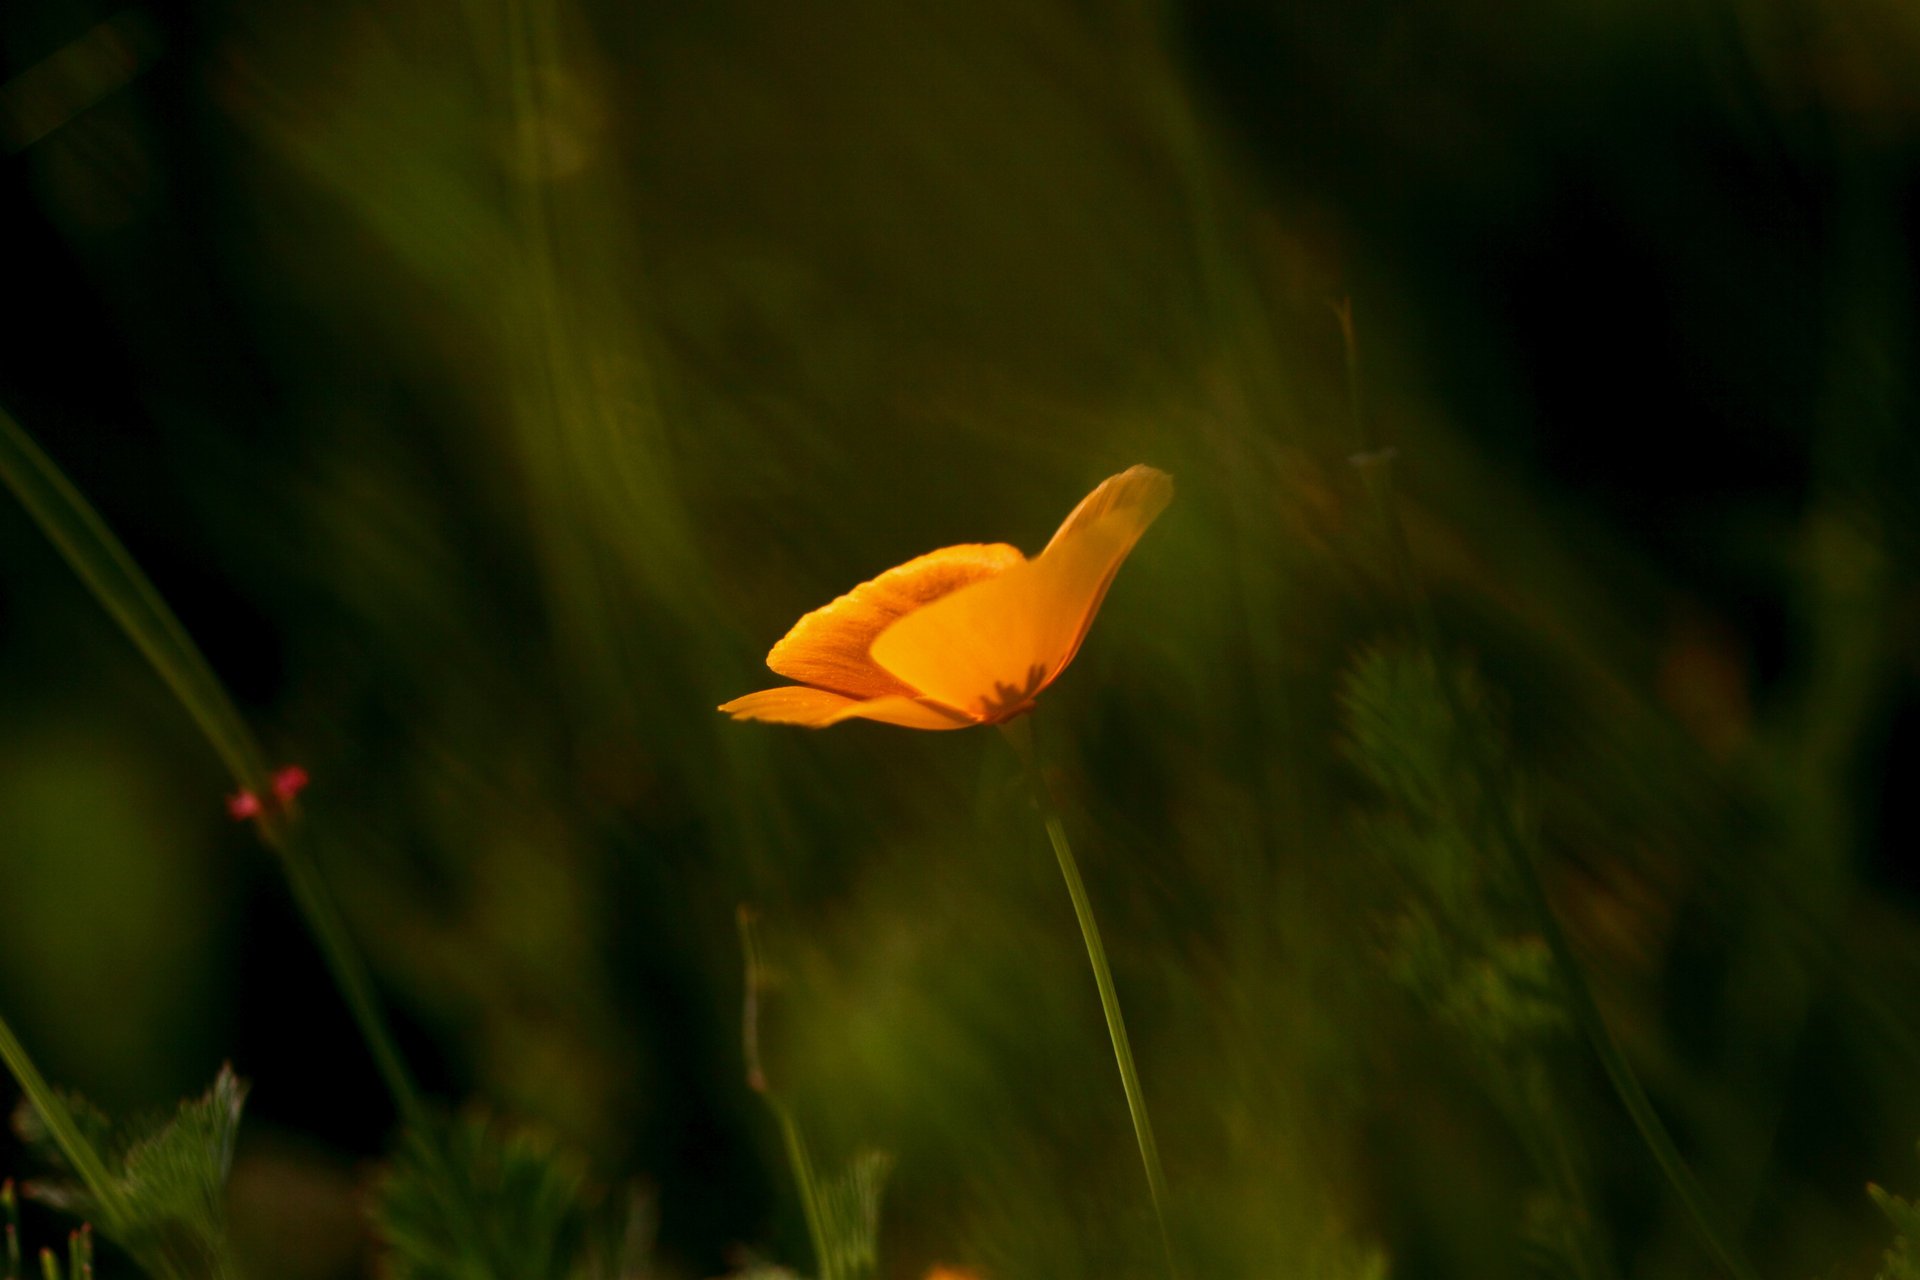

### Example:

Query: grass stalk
xmin=1000 ymin=718 xmax=1179 ymax=1280
xmin=737 ymin=907 xmax=837 ymax=1280
xmin=772 ymin=1105 xmax=833 ymax=1280
xmin=0 ymin=406 xmax=423 ymax=1129
xmin=0 ymin=1018 xmax=129 ymax=1232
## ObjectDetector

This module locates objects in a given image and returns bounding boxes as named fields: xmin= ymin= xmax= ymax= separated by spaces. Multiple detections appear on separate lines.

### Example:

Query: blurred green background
xmin=3 ymin=0 xmax=1920 ymax=1276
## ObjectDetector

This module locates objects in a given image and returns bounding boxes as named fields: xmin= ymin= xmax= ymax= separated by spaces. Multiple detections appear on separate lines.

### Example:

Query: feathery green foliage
xmin=1868 ymin=1152 xmax=1920 ymax=1280
xmin=11 ymin=1068 xmax=244 ymax=1280
xmin=1340 ymin=647 xmax=1565 ymax=1054
xmin=371 ymin=1111 xmax=649 ymax=1280
xmin=1340 ymin=645 xmax=1606 ymax=1280
xmin=809 ymin=1150 xmax=892 ymax=1280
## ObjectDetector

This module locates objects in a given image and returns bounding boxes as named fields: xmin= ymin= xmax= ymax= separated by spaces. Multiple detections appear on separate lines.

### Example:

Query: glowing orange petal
xmin=718 ymin=686 xmax=976 ymax=730
xmin=869 ymin=466 xmax=1172 ymax=719
xmin=1036 ymin=464 xmax=1176 ymax=670
xmin=765 ymin=543 xmax=1026 ymax=699
xmin=1042 ymin=463 xmax=1175 ymax=558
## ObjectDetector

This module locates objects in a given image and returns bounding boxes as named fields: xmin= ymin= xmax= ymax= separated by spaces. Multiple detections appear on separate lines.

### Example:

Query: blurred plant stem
xmin=0 ymin=406 xmax=423 ymax=1131
xmin=999 ymin=717 xmax=1179 ymax=1280
xmin=737 ymin=906 xmax=835 ymax=1280
xmin=0 ymin=1018 xmax=129 ymax=1231
xmin=1333 ymin=307 xmax=1761 ymax=1280
xmin=4 ymin=1179 xmax=17 ymax=1278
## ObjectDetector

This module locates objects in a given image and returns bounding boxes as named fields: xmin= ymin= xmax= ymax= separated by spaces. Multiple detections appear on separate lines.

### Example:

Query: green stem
xmin=0 ymin=1016 xmax=131 ymax=1231
xmin=0 ymin=406 xmax=423 ymax=1129
xmin=265 ymin=823 xmax=423 ymax=1125
xmin=1334 ymin=313 xmax=1759 ymax=1280
xmin=1502 ymin=829 xmax=1760 ymax=1280
xmin=1001 ymin=719 xmax=1179 ymax=1279
xmin=4 ymin=1178 xmax=20 ymax=1280
xmin=69 ymin=1223 xmax=94 ymax=1280
xmin=737 ymin=907 xmax=836 ymax=1280
xmin=774 ymin=1103 xmax=834 ymax=1280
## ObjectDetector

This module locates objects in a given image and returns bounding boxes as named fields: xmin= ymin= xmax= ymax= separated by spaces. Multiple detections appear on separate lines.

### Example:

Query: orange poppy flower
xmin=719 ymin=465 xmax=1173 ymax=729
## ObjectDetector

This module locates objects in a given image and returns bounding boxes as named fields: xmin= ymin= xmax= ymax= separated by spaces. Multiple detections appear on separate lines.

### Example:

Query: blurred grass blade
xmin=0 ymin=1021 xmax=130 ymax=1234
xmin=0 ymin=404 xmax=422 ymax=1125
xmin=0 ymin=409 xmax=266 ymax=789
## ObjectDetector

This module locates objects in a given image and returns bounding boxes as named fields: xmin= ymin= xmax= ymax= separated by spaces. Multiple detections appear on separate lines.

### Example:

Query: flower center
xmin=977 ymin=662 xmax=1048 ymax=721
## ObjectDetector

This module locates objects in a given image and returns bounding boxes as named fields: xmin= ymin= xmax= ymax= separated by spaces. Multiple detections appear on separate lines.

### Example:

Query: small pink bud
xmin=226 ymin=791 xmax=263 ymax=821
xmin=271 ymin=765 xmax=310 ymax=803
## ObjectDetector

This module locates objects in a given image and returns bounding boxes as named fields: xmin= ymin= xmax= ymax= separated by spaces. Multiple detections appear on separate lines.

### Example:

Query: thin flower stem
xmin=1000 ymin=719 xmax=1179 ymax=1280
xmin=737 ymin=907 xmax=837 ymax=1280
xmin=0 ymin=406 xmax=424 ymax=1130
xmin=4 ymin=1179 xmax=19 ymax=1280
xmin=265 ymin=823 xmax=423 ymax=1126
xmin=71 ymin=1225 xmax=91 ymax=1280
xmin=774 ymin=1104 xmax=835 ymax=1280
xmin=1335 ymin=307 xmax=1761 ymax=1280
xmin=0 ymin=1016 xmax=131 ymax=1231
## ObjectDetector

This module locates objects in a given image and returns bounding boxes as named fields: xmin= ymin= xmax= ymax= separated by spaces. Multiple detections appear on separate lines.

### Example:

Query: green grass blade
xmin=0 ymin=1020 xmax=129 ymax=1235
xmin=0 ymin=404 xmax=423 ymax=1127
xmin=0 ymin=409 xmax=266 ymax=790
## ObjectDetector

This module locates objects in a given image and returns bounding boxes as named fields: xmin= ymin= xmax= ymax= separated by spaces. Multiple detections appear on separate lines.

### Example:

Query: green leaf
xmin=13 ymin=1067 xmax=245 ymax=1280
xmin=1869 ymin=1171 xmax=1920 ymax=1280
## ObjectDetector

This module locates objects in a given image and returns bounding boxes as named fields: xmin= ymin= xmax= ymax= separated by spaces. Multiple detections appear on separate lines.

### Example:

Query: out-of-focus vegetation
xmin=2 ymin=0 xmax=1919 ymax=1276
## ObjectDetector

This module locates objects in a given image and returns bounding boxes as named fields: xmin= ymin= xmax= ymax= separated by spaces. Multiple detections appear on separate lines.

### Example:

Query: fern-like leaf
xmin=372 ymin=1111 xmax=647 ymax=1280
xmin=1869 ymin=1161 xmax=1920 ymax=1280
xmin=12 ymin=1067 xmax=245 ymax=1280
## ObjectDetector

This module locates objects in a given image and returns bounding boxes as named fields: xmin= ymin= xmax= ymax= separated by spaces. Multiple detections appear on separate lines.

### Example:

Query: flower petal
xmin=1035 ymin=464 xmax=1176 ymax=671
xmin=1041 ymin=463 xmax=1176 ymax=558
xmin=869 ymin=466 xmax=1171 ymax=719
xmin=765 ymin=543 xmax=1026 ymax=699
xmin=718 ymin=686 xmax=977 ymax=730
